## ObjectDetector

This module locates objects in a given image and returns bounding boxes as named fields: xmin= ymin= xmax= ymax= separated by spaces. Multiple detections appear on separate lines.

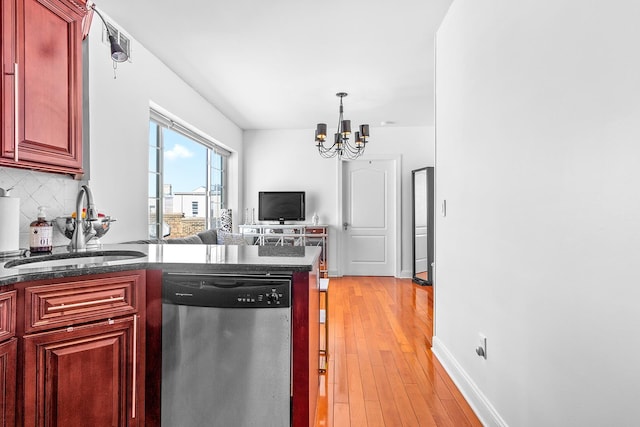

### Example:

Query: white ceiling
xmin=98 ymin=0 xmax=452 ymax=130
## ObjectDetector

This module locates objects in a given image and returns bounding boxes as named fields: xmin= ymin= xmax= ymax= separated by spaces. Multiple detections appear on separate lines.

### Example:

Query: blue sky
xmin=163 ymin=130 xmax=207 ymax=193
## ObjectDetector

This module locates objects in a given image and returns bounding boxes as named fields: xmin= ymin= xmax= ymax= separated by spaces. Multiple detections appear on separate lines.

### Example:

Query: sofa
xmin=127 ymin=229 xmax=247 ymax=245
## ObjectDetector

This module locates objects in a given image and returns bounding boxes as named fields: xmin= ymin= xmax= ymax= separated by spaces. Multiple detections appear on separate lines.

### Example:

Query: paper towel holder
xmin=0 ymin=186 xmax=24 ymax=259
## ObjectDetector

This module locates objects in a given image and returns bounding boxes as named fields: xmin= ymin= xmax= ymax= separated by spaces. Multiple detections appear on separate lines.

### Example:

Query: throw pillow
xmin=197 ymin=228 xmax=218 ymax=244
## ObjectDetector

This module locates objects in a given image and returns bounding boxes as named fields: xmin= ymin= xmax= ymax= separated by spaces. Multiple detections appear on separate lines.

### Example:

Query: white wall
xmin=434 ymin=1 xmax=640 ymax=426
xmin=87 ymin=17 xmax=243 ymax=243
xmin=244 ymin=126 xmax=433 ymax=276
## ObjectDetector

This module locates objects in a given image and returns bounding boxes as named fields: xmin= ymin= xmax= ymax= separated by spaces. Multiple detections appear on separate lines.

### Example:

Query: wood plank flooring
xmin=314 ymin=276 xmax=482 ymax=427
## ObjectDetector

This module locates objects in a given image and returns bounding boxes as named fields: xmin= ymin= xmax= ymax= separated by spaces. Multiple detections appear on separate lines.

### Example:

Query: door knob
xmin=343 ymin=222 xmax=349 ymax=230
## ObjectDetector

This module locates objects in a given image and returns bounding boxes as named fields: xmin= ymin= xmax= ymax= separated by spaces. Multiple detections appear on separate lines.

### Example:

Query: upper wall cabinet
xmin=1 ymin=0 xmax=87 ymax=177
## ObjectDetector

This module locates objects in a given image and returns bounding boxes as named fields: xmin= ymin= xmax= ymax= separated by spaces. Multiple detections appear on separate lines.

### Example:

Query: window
xmin=148 ymin=110 xmax=230 ymax=239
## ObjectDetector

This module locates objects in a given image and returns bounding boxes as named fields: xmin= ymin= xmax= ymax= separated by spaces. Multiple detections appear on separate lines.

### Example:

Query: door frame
xmin=336 ymin=154 xmax=402 ymax=277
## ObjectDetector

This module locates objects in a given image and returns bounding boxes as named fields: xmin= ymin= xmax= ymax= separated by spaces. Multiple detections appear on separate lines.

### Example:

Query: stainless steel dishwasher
xmin=161 ymin=272 xmax=291 ymax=427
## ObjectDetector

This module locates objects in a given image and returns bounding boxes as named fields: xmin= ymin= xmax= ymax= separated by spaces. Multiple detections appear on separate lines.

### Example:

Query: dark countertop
xmin=0 ymin=244 xmax=321 ymax=286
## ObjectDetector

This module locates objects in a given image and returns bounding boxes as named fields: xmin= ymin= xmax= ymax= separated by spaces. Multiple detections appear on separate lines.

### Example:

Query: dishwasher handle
xmin=163 ymin=279 xmax=245 ymax=293
xmin=198 ymin=279 xmax=246 ymax=289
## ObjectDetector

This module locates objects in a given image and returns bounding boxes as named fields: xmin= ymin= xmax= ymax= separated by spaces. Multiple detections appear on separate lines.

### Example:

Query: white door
xmin=341 ymin=158 xmax=397 ymax=276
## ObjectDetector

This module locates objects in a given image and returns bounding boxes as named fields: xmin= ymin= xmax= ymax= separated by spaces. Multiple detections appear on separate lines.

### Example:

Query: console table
xmin=239 ymin=224 xmax=328 ymax=278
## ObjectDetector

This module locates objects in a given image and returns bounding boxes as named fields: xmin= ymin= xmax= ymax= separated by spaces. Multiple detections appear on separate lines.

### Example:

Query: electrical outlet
xmin=476 ymin=334 xmax=487 ymax=359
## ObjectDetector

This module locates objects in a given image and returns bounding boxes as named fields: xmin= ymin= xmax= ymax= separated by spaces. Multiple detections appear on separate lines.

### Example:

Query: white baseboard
xmin=399 ymin=269 xmax=413 ymax=278
xmin=432 ymin=336 xmax=508 ymax=427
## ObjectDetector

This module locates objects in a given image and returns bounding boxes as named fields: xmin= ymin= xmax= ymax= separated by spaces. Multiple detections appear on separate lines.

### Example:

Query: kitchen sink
xmin=4 ymin=250 xmax=147 ymax=270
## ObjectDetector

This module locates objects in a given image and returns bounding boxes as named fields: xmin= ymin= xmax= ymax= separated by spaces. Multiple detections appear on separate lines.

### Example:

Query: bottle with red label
xmin=30 ymin=206 xmax=53 ymax=253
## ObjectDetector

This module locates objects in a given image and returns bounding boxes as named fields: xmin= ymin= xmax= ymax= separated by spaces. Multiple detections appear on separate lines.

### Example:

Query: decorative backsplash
xmin=0 ymin=167 xmax=82 ymax=249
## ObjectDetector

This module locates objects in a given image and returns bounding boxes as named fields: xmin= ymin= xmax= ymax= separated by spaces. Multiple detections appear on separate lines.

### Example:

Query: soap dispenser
xmin=30 ymin=206 xmax=53 ymax=253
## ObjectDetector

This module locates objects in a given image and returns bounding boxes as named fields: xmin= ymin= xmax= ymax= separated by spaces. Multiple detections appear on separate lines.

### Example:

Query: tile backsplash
xmin=0 ymin=167 xmax=82 ymax=249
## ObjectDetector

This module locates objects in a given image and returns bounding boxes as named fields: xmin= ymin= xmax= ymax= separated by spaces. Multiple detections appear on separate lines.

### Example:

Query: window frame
xmin=149 ymin=109 xmax=230 ymax=239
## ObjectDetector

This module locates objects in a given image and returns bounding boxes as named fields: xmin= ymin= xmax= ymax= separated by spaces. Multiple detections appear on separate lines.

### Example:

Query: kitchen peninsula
xmin=0 ymin=244 xmax=321 ymax=427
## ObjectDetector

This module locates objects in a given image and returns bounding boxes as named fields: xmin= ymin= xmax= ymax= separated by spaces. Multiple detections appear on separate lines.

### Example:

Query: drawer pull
xmin=48 ymin=295 xmax=125 ymax=312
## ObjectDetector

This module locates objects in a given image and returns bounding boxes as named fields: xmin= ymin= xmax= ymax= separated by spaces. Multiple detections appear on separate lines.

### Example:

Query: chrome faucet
xmin=71 ymin=185 xmax=99 ymax=251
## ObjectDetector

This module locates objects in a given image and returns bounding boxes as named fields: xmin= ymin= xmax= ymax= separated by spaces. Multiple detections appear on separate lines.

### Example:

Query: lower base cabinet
xmin=15 ymin=270 xmax=146 ymax=427
xmin=0 ymin=338 xmax=17 ymax=426
xmin=22 ymin=316 xmax=140 ymax=426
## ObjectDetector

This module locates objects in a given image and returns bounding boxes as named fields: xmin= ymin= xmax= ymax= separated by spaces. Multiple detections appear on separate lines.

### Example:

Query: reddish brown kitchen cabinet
xmin=0 ymin=0 xmax=87 ymax=176
xmin=291 ymin=268 xmax=320 ymax=427
xmin=23 ymin=317 xmax=138 ymax=426
xmin=17 ymin=270 xmax=146 ymax=426
xmin=0 ymin=338 xmax=17 ymax=427
xmin=1 ymin=0 xmax=16 ymax=157
xmin=0 ymin=290 xmax=17 ymax=427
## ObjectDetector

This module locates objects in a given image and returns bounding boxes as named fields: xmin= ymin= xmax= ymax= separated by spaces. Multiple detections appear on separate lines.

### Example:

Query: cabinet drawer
xmin=0 ymin=291 xmax=16 ymax=342
xmin=305 ymin=227 xmax=326 ymax=234
xmin=25 ymin=271 xmax=144 ymax=333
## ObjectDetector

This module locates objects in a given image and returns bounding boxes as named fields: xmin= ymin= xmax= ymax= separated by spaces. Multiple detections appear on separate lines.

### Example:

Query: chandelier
xmin=315 ymin=92 xmax=370 ymax=160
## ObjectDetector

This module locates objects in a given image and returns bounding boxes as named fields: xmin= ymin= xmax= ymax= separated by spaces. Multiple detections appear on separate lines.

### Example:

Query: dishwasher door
xmin=161 ymin=273 xmax=291 ymax=427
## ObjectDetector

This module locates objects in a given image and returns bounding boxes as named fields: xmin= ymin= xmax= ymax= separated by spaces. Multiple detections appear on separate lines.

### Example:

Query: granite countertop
xmin=0 ymin=243 xmax=321 ymax=286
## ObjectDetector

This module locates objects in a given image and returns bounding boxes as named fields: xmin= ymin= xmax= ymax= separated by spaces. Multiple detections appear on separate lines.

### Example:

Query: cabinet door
xmin=0 ymin=338 xmax=17 ymax=427
xmin=1 ymin=0 xmax=16 ymax=156
xmin=23 ymin=316 xmax=142 ymax=427
xmin=1 ymin=72 xmax=16 ymax=163
xmin=6 ymin=0 xmax=86 ymax=174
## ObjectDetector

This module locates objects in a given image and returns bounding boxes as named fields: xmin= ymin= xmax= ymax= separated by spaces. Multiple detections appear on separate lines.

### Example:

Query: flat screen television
xmin=258 ymin=191 xmax=306 ymax=224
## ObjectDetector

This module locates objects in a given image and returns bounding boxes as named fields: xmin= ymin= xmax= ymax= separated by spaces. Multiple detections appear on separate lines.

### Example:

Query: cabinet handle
xmin=132 ymin=314 xmax=138 ymax=419
xmin=47 ymin=295 xmax=125 ymax=312
xmin=13 ymin=63 xmax=18 ymax=162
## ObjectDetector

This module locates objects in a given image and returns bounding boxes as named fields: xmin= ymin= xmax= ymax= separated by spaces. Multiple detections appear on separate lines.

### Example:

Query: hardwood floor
xmin=314 ymin=276 xmax=482 ymax=427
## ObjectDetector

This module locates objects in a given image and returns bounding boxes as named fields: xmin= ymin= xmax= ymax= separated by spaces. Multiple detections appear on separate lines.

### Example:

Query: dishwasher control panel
xmin=236 ymin=287 xmax=287 ymax=306
xmin=162 ymin=273 xmax=292 ymax=308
